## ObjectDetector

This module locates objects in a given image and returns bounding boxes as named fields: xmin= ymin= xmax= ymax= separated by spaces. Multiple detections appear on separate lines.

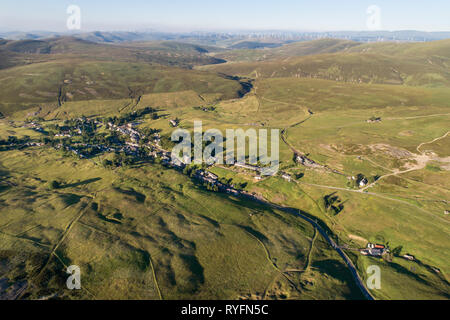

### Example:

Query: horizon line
xmin=1 ymin=28 xmax=450 ymax=34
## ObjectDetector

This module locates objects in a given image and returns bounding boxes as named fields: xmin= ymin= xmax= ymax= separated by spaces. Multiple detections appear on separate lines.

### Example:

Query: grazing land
xmin=0 ymin=36 xmax=449 ymax=300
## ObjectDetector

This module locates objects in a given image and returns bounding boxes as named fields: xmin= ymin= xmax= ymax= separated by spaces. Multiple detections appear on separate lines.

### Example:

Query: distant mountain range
xmin=1 ymin=30 xmax=449 ymax=47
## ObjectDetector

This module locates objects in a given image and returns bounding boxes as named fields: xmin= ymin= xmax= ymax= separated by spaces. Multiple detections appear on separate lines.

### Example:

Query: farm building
xmin=361 ymin=243 xmax=389 ymax=257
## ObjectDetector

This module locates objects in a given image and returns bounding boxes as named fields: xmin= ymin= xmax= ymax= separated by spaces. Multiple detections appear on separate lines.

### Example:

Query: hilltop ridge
xmin=203 ymin=39 xmax=450 ymax=87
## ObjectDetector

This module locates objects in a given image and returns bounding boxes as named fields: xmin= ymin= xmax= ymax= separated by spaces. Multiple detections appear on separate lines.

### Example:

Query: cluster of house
xmin=55 ymin=144 xmax=87 ymax=159
xmin=109 ymin=122 xmax=141 ymax=144
xmin=50 ymin=120 xmax=142 ymax=159
xmin=106 ymin=121 xmax=172 ymax=164
xmin=53 ymin=118 xmax=102 ymax=138
xmin=360 ymin=243 xmax=389 ymax=257
xmin=108 ymin=122 xmax=164 ymax=157
xmin=19 ymin=116 xmax=272 ymax=206
xmin=25 ymin=122 xmax=45 ymax=133
xmin=361 ymin=245 xmax=420 ymax=264
xmin=55 ymin=127 xmax=84 ymax=138
xmin=157 ymin=153 xmax=228 ymax=192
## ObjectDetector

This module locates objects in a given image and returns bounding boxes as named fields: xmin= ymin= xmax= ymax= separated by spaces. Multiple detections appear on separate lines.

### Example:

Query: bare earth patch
xmin=368 ymin=144 xmax=412 ymax=159
xmin=348 ymin=234 xmax=368 ymax=245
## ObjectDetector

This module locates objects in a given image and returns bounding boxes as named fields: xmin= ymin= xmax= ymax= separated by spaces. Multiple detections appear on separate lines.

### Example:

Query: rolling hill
xmin=0 ymin=37 xmax=227 ymax=69
xmin=0 ymin=34 xmax=449 ymax=300
xmin=203 ymin=39 xmax=450 ymax=87
xmin=0 ymin=59 xmax=248 ymax=116
xmin=0 ymin=37 xmax=249 ymax=117
xmin=214 ymin=39 xmax=362 ymax=62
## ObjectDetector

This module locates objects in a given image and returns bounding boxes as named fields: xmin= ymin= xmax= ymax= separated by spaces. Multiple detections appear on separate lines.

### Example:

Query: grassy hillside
xmin=1 ymin=35 xmax=449 ymax=300
xmin=214 ymin=39 xmax=361 ymax=62
xmin=204 ymin=39 xmax=450 ymax=87
xmin=219 ymin=78 xmax=450 ymax=295
xmin=0 ymin=59 xmax=247 ymax=117
xmin=347 ymin=39 xmax=450 ymax=58
xmin=109 ymin=75 xmax=449 ymax=299
xmin=254 ymin=78 xmax=450 ymax=114
xmin=0 ymin=143 xmax=364 ymax=300
xmin=214 ymin=38 xmax=450 ymax=63
xmin=0 ymin=37 xmax=227 ymax=69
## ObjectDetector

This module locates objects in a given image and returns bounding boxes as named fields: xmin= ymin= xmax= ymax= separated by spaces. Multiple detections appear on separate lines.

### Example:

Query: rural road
xmin=270 ymin=204 xmax=376 ymax=301
xmin=417 ymin=131 xmax=450 ymax=154
xmin=239 ymin=193 xmax=376 ymax=300
xmin=11 ymin=114 xmax=376 ymax=300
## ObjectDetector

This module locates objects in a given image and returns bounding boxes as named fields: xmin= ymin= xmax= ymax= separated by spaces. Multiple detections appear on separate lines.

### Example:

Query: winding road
xmin=272 ymin=204 xmax=375 ymax=300
xmin=237 ymin=193 xmax=375 ymax=300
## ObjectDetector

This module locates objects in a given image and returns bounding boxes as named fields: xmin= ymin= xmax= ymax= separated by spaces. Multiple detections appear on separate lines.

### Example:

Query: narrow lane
xmin=268 ymin=203 xmax=375 ymax=301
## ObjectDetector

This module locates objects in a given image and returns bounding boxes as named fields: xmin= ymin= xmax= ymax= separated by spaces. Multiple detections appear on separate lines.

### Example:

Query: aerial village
xmin=2 ymin=111 xmax=428 ymax=264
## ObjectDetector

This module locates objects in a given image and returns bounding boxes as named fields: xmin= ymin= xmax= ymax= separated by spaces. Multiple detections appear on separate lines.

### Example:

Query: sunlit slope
xmin=347 ymin=39 xmax=450 ymax=58
xmin=0 ymin=59 xmax=245 ymax=117
xmin=215 ymin=38 xmax=450 ymax=62
xmin=215 ymin=88 xmax=450 ymax=299
xmin=203 ymin=39 xmax=450 ymax=87
xmin=0 ymin=145 xmax=364 ymax=300
xmin=214 ymin=39 xmax=362 ymax=62
xmin=255 ymin=78 xmax=450 ymax=113
xmin=153 ymin=76 xmax=449 ymax=299
xmin=0 ymin=37 xmax=225 ymax=67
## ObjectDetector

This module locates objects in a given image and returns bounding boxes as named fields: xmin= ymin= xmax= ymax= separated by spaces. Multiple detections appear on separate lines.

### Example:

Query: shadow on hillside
xmin=114 ymin=187 xmax=146 ymax=203
xmin=0 ymin=169 xmax=11 ymax=193
xmin=238 ymin=225 xmax=269 ymax=242
xmin=179 ymin=254 xmax=205 ymax=293
xmin=61 ymin=177 xmax=102 ymax=189
xmin=312 ymin=259 xmax=366 ymax=300
xmin=312 ymin=259 xmax=351 ymax=282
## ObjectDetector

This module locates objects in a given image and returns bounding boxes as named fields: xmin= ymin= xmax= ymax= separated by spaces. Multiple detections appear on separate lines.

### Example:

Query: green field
xmin=0 ymin=145 xmax=366 ymax=300
xmin=0 ymin=36 xmax=449 ymax=300
xmin=204 ymin=39 xmax=450 ymax=87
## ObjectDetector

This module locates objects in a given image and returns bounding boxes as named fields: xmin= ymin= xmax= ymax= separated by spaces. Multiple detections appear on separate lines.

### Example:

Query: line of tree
xmin=101 ymin=107 xmax=159 ymax=126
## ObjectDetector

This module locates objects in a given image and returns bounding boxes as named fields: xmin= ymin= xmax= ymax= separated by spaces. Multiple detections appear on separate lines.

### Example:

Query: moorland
xmin=0 ymin=35 xmax=449 ymax=300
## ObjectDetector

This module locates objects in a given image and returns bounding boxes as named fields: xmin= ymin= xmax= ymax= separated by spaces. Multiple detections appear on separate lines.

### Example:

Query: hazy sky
xmin=0 ymin=0 xmax=449 ymax=32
